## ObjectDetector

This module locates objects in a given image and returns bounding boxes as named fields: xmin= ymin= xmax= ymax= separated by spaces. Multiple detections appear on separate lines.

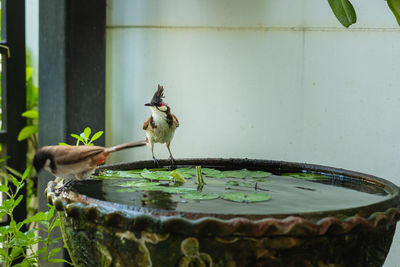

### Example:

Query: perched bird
xmin=33 ymin=140 xmax=146 ymax=184
xmin=143 ymin=85 xmax=179 ymax=166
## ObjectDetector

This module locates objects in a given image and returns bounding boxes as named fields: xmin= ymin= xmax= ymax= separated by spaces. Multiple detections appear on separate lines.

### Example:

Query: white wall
xmin=106 ymin=1 xmax=400 ymax=265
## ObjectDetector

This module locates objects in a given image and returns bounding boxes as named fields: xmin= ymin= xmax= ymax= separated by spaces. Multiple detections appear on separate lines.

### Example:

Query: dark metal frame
xmin=39 ymin=0 xmax=106 ymax=265
xmin=0 ymin=0 xmax=27 ymax=225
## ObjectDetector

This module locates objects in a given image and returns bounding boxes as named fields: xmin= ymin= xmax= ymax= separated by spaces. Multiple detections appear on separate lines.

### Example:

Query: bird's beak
xmin=145 ymin=103 xmax=153 ymax=106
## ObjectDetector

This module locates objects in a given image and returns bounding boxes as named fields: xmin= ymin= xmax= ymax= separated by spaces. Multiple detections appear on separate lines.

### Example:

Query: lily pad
xmin=201 ymin=168 xmax=223 ymax=177
xmin=215 ymin=169 xmax=272 ymax=179
xmin=175 ymin=167 xmax=196 ymax=178
xmin=220 ymin=192 xmax=271 ymax=203
xmin=141 ymin=169 xmax=173 ymax=181
xmin=181 ymin=192 xmax=219 ymax=200
xmin=96 ymin=170 xmax=143 ymax=179
xmin=170 ymin=170 xmax=187 ymax=183
xmin=162 ymin=187 xmax=198 ymax=194
xmin=116 ymin=188 xmax=138 ymax=192
xmin=282 ymin=173 xmax=329 ymax=180
xmin=115 ymin=181 xmax=161 ymax=188
xmin=226 ymin=181 xmax=254 ymax=188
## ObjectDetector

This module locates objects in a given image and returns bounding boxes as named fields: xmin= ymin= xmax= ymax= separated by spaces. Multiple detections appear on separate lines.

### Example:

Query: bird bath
xmin=46 ymin=158 xmax=400 ymax=267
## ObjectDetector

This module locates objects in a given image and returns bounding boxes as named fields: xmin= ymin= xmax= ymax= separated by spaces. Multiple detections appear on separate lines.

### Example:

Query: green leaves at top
xmin=388 ymin=0 xmax=400 ymax=26
xmin=68 ymin=127 xmax=104 ymax=146
xmin=282 ymin=173 xmax=329 ymax=180
xmin=328 ymin=0 xmax=357 ymax=28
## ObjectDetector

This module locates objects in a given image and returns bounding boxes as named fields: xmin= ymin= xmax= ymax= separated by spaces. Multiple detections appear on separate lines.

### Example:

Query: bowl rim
xmin=47 ymin=158 xmax=400 ymax=237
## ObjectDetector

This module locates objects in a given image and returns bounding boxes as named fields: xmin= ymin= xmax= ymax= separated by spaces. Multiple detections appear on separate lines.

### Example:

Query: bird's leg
xmin=56 ymin=179 xmax=78 ymax=194
xmin=166 ymin=143 xmax=175 ymax=166
xmin=150 ymin=142 xmax=159 ymax=167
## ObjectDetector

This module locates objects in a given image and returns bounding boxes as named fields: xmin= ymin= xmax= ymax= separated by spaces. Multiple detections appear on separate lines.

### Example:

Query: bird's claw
xmin=153 ymin=157 xmax=159 ymax=167
xmin=55 ymin=180 xmax=77 ymax=194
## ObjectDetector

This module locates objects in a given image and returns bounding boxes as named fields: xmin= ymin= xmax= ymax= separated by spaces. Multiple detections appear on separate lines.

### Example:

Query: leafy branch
xmin=59 ymin=127 xmax=103 ymax=146
xmin=0 ymin=167 xmax=70 ymax=266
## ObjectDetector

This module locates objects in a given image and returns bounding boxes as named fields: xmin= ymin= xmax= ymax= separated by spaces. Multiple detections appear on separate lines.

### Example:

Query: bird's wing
xmin=172 ymin=114 xmax=179 ymax=127
xmin=51 ymin=146 xmax=105 ymax=165
xmin=143 ymin=116 xmax=155 ymax=130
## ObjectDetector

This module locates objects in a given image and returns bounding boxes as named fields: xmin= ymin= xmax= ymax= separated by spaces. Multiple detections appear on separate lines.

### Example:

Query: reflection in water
xmin=142 ymin=191 xmax=177 ymax=210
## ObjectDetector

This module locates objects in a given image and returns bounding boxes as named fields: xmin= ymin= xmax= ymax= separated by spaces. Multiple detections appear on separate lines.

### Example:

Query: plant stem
xmin=195 ymin=166 xmax=204 ymax=186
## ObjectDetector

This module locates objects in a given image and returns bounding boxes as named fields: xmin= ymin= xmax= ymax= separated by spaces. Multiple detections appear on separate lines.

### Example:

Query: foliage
xmin=328 ymin=0 xmax=357 ymax=28
xmin=59 ymin=127 xmax=103 ymax=146
xmin=0 ymin=167 xmax=69 ymax=266
xmin=95 ymin=167 xmax=273 ymax=203
xmin=328 ymin=0 xmax=400 ymax=27
xmin=16 ymin=53 xmax=40 ymax=219
xmin=387 ymin=0 xmax=400 ymax=26
xmin=18 ymin=53 xmax=39 ymax=151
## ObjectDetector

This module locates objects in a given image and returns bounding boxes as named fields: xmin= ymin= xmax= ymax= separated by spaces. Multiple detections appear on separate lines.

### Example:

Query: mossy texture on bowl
xmin=46 ymin=158 xmax=400 ymax=267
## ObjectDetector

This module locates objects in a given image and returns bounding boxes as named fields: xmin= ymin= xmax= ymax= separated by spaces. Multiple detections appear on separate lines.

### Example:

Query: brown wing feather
xmin=45 ymin=145 xmax=105 ymax=165
xmin=172 ymin=114 xmax=179 ymax=127
xmin=143 ymin=116 xmax=151 ymax=130
xmin=143 ymin=116 xmax=157 ymax=130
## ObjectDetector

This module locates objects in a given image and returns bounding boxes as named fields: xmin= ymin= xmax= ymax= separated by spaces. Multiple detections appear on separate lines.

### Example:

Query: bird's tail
xmin=106 ymin=140 xmax=147 ymax=153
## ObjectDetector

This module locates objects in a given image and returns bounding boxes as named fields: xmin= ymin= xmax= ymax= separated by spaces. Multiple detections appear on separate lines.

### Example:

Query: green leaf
xmin=141 ymin=169 xmax=173 ymax=181
xmin=282 ymin=173 xmax=329 ymax=180
xmin=21 ymin=110 xmax=38 ymax=119
xmin=47 ymin=206 xmax=55 ymax=221
xmin=170 ymin=170 xmax=186 ymax=183
xmin=328 ymin=0 xmax=357 ymax=27
xmin=11 ymin=176 xmax=21 ymax=188
xmin=220 ymin=192 xmax=271 ymax=203
xmin=388 ymin=0 xmax=400 ymax=26
xmin=83 ymin=127 xmax=92 ymax=139
xmin=201 ymin=168 xmax=222 ymax=177
xmin=0 ymin=248 xmax=8 ymax=258
xmin=116 ymin=188 xmax=138 ymax=192
xmin=36 ymin=246 xmax=48 ymax=255
xmin=226 ymin=181 xmax=254 ymax=188
xmin=6 ymin=166 xmax=22 ymax=178
xmin=3 ymin=199 xmax=14 ymax=209
xmin=90 ymin=131 xmax=103 ymax=143
xmin=22 ymin=212 xmax=48 ymax=225
xmin=22 ymin=166 xmax=32 ymax=181
xmin=58 ymin=142 xmax=70 ymax=146
xmin=95 ymin=170 xmax=143 ymax=179
xmin=10 ymin=247 xmax=23 ymax=259
xmin=49 ymin=248 xmax=61 ymax=257
xmin=14 ymin=195 xmax=23 ymax=209
xmin=0 ymin=185 xmax=9 ymax=192
xmin=161 ymin=187 xmax=197 ymax=194
xmin=17 ymin=125 xmax=38 ymax=141
xmin=70 ymin=133 xmax=84 ymax=143
xmin=175 ymin=167 xmax=196 ymax=178
xmin=181 ymin=192 xmax=219 ymax=200
xmin=115 ymin=181 xmax=160 ymax=188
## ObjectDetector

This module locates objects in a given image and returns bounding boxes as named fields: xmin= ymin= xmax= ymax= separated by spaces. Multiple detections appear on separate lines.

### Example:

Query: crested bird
xmin=143 ymin=85 xmax=179 ymax=166
xmin=33 ymin=140 xmax=146 ymax=186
